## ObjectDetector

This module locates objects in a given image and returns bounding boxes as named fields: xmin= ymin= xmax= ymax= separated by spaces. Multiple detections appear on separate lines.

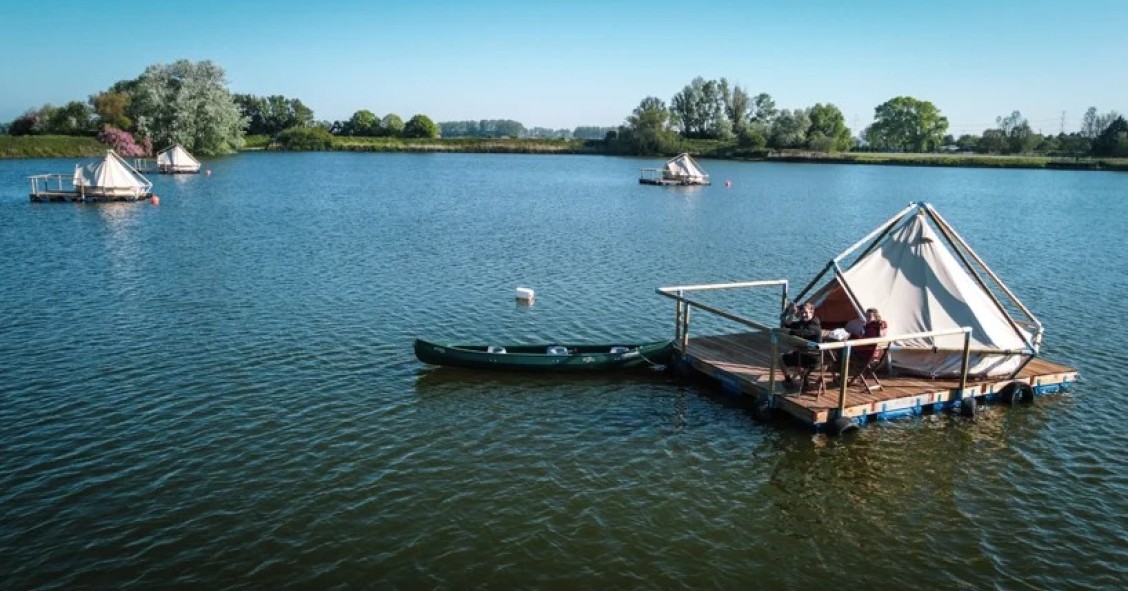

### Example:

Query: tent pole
xmin=791 ymin=261 xmax=834 ymax=306
xmin=832 ymin=263 xmax=867 ymax=318
xmin=831 ymin=202 xmax=919 ymax=265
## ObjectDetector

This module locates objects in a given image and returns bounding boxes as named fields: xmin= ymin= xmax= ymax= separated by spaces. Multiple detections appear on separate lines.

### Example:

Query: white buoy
xmin=515 ymin=287 xmax=535 ymax=303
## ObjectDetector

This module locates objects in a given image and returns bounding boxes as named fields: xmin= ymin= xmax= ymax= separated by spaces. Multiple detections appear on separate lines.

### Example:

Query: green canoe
xmin=413 ymin=338 xmax=675 ymax=372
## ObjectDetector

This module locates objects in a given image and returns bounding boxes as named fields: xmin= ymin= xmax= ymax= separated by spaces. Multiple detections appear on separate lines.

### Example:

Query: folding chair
xmin=849 ymin=345 xmax=887 ymax=392
xmin=800 ymin=350 xmax=838 ymax=397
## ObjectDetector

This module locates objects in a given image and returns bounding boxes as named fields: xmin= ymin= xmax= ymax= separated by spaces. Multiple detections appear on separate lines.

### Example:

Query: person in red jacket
xmin=855 ymin=307 xmax=887 ymax=363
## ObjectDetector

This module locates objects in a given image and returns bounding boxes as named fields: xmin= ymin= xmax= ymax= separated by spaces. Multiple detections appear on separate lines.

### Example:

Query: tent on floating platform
xmin=792 ymin=202 xmax=1041 ymax=378
xmin=71 ymin=150 xmax=153 ymax=201
xmin=156 ymin=143 xmax=201 ymax=174
xmin=639 ymin=153 xmax=711 ymax=185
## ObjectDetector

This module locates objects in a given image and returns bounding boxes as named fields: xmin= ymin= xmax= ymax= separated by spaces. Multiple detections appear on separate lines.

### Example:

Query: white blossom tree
xmin=132 ymin=60 xmax=247 ymax=155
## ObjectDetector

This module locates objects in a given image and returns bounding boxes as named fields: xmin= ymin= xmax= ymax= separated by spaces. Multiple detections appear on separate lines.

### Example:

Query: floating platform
xmin=677 ymin=331 xmax=1076 ymax=432
xmin=639 ymin=177 xmax=711 ymax=186
xmin=30 ymin=152 xmax=153 ymax=203
xmin=30 ymin=191 xmax=152 ymax=203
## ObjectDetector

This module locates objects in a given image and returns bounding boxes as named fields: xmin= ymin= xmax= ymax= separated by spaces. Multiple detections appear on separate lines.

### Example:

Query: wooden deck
xmin=680 ymin=331 xmax=1077 ymax=430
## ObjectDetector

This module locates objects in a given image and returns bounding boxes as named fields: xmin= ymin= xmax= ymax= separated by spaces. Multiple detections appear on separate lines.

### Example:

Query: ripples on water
xmin=1 ymin=154 xmax=1126 ymax=589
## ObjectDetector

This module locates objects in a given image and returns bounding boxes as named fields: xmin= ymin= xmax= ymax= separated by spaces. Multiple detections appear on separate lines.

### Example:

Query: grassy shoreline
xmin=4 ymin=135 xmax=1125 ymax=171
xmin=0 ymin=135 xmax=107 ymax=158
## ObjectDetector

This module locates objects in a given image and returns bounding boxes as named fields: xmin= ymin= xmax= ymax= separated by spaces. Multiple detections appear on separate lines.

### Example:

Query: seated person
xmin=854 ymin=307 xmax=888 ymax=364
xmin=780 ymin=302 xmax=822 ymax=383
xmin=844 ymin=316 xmax=867 ymax=339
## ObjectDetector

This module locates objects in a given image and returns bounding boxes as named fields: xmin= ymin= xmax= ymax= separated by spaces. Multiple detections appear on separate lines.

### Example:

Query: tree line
xmin=612 ymin=76 xmax=1127 ymax=158
xmin=5 ymin=64 xmax=1126 ymax=158
xmin=2 ymin=59 xmax=442 ymax=155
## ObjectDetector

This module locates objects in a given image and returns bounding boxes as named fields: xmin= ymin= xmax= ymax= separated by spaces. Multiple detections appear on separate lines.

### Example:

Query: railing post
xmin=959 ymin=329 xmax=972 ymax=396
xmin=674 ymin=290 xmax=683 ymax=347
xmin=681 ymin=302 xmax=691 ymax=352
xmin=769 ymin=329 xmax=779 ymax=393
xmin=837 ymin=345 xmax=851 ymax=413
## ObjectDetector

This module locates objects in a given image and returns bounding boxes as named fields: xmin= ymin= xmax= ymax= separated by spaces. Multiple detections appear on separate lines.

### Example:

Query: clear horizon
xmin=2 ymin=0 xmax=1125 ymax=136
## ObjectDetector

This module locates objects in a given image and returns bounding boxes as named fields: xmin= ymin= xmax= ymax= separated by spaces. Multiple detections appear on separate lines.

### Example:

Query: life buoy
xmin=998 ymin=382 xmax=1035 ymax=404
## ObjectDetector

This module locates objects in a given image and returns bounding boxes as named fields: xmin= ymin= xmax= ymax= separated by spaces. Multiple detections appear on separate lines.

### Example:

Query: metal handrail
xmin=658 ymin=280 xmax=981 ymax=413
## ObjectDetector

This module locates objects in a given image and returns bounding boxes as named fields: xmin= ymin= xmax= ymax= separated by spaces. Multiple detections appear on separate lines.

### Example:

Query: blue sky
xmin=2 ymin=0 xmax=1125 ymax=135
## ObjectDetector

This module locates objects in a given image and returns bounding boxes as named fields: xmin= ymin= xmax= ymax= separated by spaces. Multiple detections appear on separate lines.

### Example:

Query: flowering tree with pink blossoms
xmin=97 ymin=125 xmax=151 ymax=157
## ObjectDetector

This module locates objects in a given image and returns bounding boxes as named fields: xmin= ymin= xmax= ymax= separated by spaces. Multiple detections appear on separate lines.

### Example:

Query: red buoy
xmin=150 ymin=195 xmax=160 ymax=205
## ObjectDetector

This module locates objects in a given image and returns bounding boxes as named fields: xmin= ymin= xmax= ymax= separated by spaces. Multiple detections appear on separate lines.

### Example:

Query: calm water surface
xmin=1 ymin=153 xmax=1126 ymax=589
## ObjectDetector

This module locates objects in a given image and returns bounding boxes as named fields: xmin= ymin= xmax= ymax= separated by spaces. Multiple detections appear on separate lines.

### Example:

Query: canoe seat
xmin=487 ymin=345 xmax=506 ymax=354
xmin=609 ymin=346 xmax=629 ymax=354
xmin=546 ymin=345 xmax=569 ymax=355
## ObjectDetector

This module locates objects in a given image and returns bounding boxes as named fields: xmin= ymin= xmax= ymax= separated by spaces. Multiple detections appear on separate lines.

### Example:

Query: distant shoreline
xmin=3 ymin=135 xmax=1125 ymax=172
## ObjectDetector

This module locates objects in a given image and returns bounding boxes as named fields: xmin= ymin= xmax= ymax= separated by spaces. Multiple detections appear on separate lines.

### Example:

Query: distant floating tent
xmin=72 ymin=150 xmax=153 ymax=200
xmin=793 ymin=202 xmax=1041 ymax=378
xmin=639 ymin=152 xmax=711 ymax=186
xmin=156 ymin=143 xmax=201 ymax=174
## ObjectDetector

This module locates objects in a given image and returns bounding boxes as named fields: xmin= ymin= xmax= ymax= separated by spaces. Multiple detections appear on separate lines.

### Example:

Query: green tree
xmin=727 ymin=83 xmax=752 ymax=135
xmin=750 ymin=92 xmax=778 ymax=125
xmin=670 ymin=77 xmax=730 ymax=139
xmin=996 ymin=111 xmax=1038 ymax=154
xmin=1055 ymin=133 xmax=1089 ymax=156
xmin=768 ymin=109 xmax=811 ymax=149
xmin=955 ymin=134 xmax=979 ymax=152
xmin=806 ymin=103 xmax=851 ymax=152
xmin=1091 ymin=116 xmax=1128 ymax=157
xmin=92 ymin=91 xmax=132 ymax=130
xmin=275 ymin=126 xmax=334 ymax=150
xmin=403 ymin=114 xmax=439 ymax=138
xmin=616 ymin=96 xmax=680 ymax=155
xmin=737 ymin=126 xmax=767 ymax=150
xmin=47 ymin=101 xmax=95 ymax=135
xmin=439 ymin=121 xmax=479 ymax=137
xmin=8 ymin=108 xmax=46 ymax=136
xmin=381 ymin=113 xmax=405 ymax=137
xmin=1080 ymin=107 xmax=1121 ymax=140
xmin=865 ymin=96 xmax=948 ymax=152
xmin=235 ymin=94 xmax=315 ymax=136
xmin=477 ymin=119 xmax=525 ymax=138
xmin=345 ymin=110 xmax=380 ymax=136
xmin=131 ymin=60 xmax=247 ymax=155
xmin=978 ymin=129 xmax=1007 ymax=153
xmin=572 ymin=126 xmax=615 ymax=140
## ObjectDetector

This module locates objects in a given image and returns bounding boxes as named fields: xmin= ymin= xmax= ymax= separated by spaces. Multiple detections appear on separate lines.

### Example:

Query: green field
xmin=0 ymin=135 xmax=106 ymax=158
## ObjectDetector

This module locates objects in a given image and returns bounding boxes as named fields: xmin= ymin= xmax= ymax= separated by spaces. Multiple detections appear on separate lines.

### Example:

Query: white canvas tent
xmin=156 ymin=143 xmax=201 ymax=173
xmin=73 ymin=150 xmax=153 ymax=199
xmin=793 ymin=202 xmax=1041 ymax=378
xmin=662 ymin=153 xmax=710 ymax=185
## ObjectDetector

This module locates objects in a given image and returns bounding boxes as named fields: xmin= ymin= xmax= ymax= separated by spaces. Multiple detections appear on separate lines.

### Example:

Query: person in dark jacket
xmin=780 ymin=302 xmax=822 ymax=383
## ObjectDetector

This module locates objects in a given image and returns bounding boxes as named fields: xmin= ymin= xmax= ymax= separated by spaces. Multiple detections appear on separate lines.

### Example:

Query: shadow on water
xmin=411 ymin=365 xmax=675 ymax=399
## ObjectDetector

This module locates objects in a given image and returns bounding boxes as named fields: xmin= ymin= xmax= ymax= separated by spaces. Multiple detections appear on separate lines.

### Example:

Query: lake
xmin=1 ymin=152 xmax=1125 ymax=589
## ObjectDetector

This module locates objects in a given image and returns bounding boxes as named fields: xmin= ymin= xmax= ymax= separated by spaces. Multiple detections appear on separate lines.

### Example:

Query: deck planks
xmin=683 ymin=331 xmax=1077 ymax=427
